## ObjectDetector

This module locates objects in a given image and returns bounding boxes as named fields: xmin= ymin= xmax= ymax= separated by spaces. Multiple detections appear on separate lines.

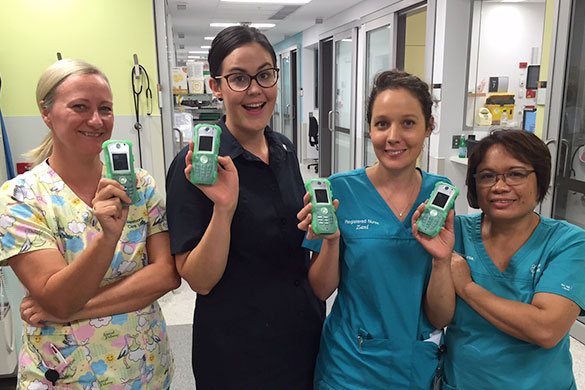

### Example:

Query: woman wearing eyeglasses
xmin=165 ymin=26 xmax=325 ymax=389
xmin=415 ymin=129 xmax=585 ymax=389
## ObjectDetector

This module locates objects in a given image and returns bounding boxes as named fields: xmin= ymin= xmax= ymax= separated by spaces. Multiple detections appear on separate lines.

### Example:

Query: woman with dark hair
xmin=419 ymin=129 xmax=585 ymax=389
xmin=165 ymin=25 xmax=324 ymax=389
xmin=297 ymin=69 xmax=454 ymax=389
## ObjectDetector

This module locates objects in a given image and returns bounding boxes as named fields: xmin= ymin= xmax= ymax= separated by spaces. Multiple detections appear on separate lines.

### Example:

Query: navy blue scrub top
xmin=166 ymin=117 xmax=325 ymax=390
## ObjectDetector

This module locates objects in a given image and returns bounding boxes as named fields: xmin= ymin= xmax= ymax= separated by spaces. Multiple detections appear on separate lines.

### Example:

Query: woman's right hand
xmin=297 ymin=192 xmax=340 ymax=240
xmin=92 ymin=178 xmax=130 ymax=240
xmin=412 ymin=202 xmax=455 ymax=261
xmin=184 ymin=142 xmax=239 ymax=213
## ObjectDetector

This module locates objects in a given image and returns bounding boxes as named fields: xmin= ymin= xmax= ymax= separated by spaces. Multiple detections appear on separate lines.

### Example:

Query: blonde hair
xmin=26 ymin=59 xmax=110 ymax=166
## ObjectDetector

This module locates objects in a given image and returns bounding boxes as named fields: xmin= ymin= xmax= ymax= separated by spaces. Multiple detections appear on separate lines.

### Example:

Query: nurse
xmin=165 ymin=26 xmax=325 ymax=389
xmin=420 ymin=129 xmax=585 ymax=389
xmin=297 ymin=69 xmax=454 ymax=389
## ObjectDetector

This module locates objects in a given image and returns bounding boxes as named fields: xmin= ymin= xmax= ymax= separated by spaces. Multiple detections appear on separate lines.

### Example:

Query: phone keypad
xmin=194 ymin=161 xmax=214 ymax=178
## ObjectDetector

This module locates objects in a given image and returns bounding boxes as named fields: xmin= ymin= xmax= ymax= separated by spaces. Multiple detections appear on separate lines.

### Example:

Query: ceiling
xmin=167 ymin=0 xmax=358 ymax=61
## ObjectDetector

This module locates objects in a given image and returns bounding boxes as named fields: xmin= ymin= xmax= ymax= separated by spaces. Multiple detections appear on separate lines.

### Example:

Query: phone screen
xmin=432 ymin=192 xmax=449 ymax=208
xmin=112 ymin=153 xmax=129 ymax=171
xmin=314 ymin=189 xmax=329 ymax=203
xmin=198 ymin=135 xmax=214 ymax=152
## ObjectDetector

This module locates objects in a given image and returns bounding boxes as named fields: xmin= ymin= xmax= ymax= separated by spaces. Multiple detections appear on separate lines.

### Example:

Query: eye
xmin=229 ymin=74 xmax=248 ymax=84
xmin=403 ymin=119 xmax=416 ymax=128
xmin=99 ymin=106 xmax=113 ymax=114
xmin=478 ymin=172 xmax=495 ymax=181
xmin=508 ymin=171 xmax=527 ymax=178
xmin=72 ymin=104 xmax=87 ymax=111
xmin=258 ymin=70 xmax=274 ymax=80
xmin=374 ymin=120 xmax=388 ymax=129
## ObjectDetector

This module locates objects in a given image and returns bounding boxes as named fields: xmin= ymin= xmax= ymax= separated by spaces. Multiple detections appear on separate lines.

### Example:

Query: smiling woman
xmin=418 ymin=129 xmax=585 ymax=390
xmin=165 ymin=26 xmax=325 ymax=389
xmin=0 ymin=59 xmax=179 ymax=389
xmin=296 ymin=69 xmax=455 ymax=389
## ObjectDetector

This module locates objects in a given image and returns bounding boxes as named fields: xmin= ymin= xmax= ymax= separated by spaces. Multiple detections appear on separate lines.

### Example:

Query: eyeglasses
xmin=214 ymin=67 xmax=279 ymax=92
xmin=474 ymin=169 xmax=535 ymax=187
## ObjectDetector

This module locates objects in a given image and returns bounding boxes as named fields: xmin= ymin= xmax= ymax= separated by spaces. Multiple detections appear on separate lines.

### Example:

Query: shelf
xmin=449 ymin=156 xmax=468 ymax=165
xmin=468 ymin=93 xmax=486 ymax=97
xmin=180 ymin=94 xmax=214 ymax=102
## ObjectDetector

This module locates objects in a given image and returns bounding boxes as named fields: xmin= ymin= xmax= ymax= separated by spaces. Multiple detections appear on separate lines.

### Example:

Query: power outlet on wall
xmin=452 ymin=135 xmax=461 ymax=149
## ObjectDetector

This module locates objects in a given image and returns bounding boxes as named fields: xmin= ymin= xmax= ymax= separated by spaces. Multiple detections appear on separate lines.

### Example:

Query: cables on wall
xmin=131 ymin=54 xmax=152 ymax=168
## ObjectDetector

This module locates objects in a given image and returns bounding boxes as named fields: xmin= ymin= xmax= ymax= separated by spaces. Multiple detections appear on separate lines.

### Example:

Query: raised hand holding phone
xmin=305 ymin=179 xmax=338 ymax=235
xmin=190 ymin=124 xmax=222 ymax=185
xmin=416 ymin=182 xmax=458 ymax=237
xmin=102 ymin=140 xmax=138 ymax=205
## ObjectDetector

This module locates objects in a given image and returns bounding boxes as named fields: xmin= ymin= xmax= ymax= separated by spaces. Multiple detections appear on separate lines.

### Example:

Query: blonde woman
xmin=0 ymin=59 xmax=179 ymax=389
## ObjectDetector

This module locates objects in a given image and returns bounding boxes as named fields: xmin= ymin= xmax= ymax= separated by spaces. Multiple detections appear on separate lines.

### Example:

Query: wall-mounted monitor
xmin=526 ymin=65 xmax=540 ymax=90
xmin=523 ymin=108 xmax=537 ymax=133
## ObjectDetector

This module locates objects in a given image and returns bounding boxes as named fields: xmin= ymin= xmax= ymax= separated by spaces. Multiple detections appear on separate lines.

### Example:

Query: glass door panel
xmin=550 ymin=0 xmax=585 ymax=335
xmin=364 ymin=20 xmax=393 ymax=167
xmin=273 ymin=55 xmax=282 ymax=133
xmin=281 ymin=52 xmax=293 ymax=142
xmin=333 ymin=30 xmax=356 ymax=173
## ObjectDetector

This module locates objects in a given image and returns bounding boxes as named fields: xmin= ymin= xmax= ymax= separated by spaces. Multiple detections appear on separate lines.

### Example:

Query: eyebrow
xmin=225 ymin=63 xmax=273 ymax=74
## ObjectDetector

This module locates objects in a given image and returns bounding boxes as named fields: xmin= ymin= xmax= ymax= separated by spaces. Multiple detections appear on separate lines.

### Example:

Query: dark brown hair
xmin=208 ymin=25 xmax=276 ymax=78
xmin=366 ymin=69 xmax=434 ymax=129
xmin=466 ymin=128 xmax=551 ymax=208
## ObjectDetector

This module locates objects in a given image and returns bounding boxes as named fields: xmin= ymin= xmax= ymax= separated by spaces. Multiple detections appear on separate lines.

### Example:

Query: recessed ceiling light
xmin=210 ymin=22 xmax=240 ymax=28
xmin=249 ymin=23 xmax=276 ymax=29
xmin=204 ymin=36 xmax=215 ymax=40
xmin=221 ymin=0 xmax=311 ymax=4
xmin=201 ymin=46 xmax=211 ymax=49
xmin=189 ymin=51 xmax=209 ymax=54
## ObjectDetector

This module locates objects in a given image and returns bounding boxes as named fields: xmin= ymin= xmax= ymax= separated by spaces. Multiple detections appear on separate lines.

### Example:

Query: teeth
xmin=80 ymin=132 xmax=101 ymax=137
xmin=246 ymin=103 xmax=263 ymax=108
xmin=387 ymin=150 xmax=403 ymax=155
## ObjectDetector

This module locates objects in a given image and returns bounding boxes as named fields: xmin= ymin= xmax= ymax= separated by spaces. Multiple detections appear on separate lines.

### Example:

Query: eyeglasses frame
xmin=214 ymin=67 xmax=280 ymax=92
xmin=474 ymin=169 xmax=536 ymax=188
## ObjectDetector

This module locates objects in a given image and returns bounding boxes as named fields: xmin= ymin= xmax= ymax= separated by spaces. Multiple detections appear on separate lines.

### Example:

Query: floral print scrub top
xmin=0 ymin=161 xmax=174 ymax=390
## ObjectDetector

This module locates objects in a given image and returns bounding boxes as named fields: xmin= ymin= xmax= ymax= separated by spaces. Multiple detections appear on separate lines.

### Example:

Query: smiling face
xmin=209 ymin=42 xmax=277 ymax=138
xmin=476 ymin=144 xmax=539 ymax=223
xmin=41 ymin=73 xmax=113 ymax=160
xmin=369 ymin=88 xmax=432 ymax=173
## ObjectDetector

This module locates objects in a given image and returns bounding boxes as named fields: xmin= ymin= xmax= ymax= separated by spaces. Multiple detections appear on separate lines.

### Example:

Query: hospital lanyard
xmin=131 ymin=64 xmax=152 ymax=168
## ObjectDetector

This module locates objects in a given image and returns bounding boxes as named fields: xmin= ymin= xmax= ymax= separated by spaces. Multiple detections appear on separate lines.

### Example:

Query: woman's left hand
xmin=20 ymin=296 xmax=67 ymax=327
xmin=412 ymin=204 xmax=455 ymax=261
xmin=451 ymin=253 xmax=473 ymax=296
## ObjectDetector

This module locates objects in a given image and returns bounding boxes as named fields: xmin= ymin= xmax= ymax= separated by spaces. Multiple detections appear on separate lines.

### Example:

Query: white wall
xmin=467 ymin=2 xmax=546 ymax=127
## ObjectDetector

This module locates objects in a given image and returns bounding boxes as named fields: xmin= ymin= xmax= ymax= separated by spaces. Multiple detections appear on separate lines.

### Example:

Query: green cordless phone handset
xmin=305 ymin=179 xmax=338 ymax=235
xmin=190 ymin=124 xmax=222 ymax=185
xmin=102 ymin=140 xmax=138 ymax=205
xmin=416 ymin=181 xmax=459 ymax=237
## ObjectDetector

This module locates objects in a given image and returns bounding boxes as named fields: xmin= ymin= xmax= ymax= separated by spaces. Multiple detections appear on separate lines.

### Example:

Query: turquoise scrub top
xmin=445 ymin=214 xmax=585 ymax=390
xmin=304 ymin=168 xmax=451 ymax=390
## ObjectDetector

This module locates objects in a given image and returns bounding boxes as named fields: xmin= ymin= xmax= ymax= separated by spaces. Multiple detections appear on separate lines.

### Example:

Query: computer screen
xmin=523 ymin=109 xmax=537 ymax=133
xmin=526 ymin=65 xmax=540 ymax=90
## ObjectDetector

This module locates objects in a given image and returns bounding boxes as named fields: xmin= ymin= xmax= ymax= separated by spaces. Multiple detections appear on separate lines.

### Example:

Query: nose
xmin=246 ymin=78 xmax=262 ymax=94
xmin=386 ymin=123 xmax=400 ymax=144
xmin=492 ymin=174 xmax=510 ymax=191
xmin=87 ymin=109 xmax=103 ymax=128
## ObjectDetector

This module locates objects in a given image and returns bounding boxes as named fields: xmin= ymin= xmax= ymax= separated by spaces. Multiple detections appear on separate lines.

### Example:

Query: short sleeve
xmin=534 ymin=223 xmax=585 ymax=310
xmin=302 ymin=235 xmax=323 ymax=253
xmin=137 ymin=169 xmax=168 ymax=237
xmin=0 ymin=174 xmax=59 ymax=266
xmin=165 ymin=146 xmax=214 ymax=255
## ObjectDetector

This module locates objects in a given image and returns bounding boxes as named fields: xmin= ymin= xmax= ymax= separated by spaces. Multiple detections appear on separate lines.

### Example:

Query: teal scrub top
xmin=445 ymin=214 xmax=585 ymax=390
xmin=304 ymin=168 xmax=451 ymax=390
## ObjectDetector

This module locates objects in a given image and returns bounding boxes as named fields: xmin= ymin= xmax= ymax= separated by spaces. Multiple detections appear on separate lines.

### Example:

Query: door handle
xmin=173 ymin=128 xmax=184 ymax=150
xmin=328 ymin=110 xmax=334 ymax=132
